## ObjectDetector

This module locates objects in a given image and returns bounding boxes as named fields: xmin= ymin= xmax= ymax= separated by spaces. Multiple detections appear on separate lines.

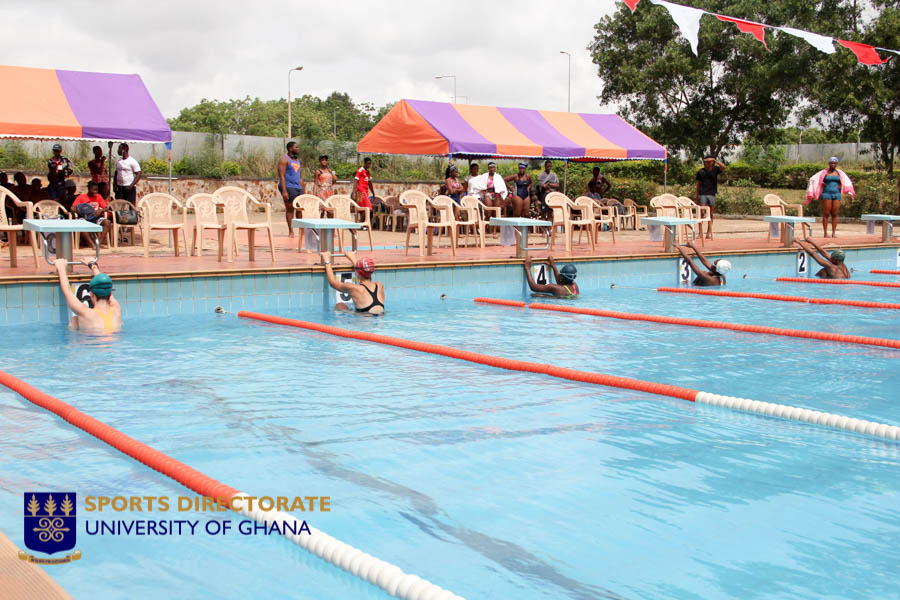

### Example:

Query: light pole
xmin=457 ymin=96 xmax=468 ymax=104
xmin=559 ymin=51 xmax=571 ymax=112
xmin=435 ymin=75 xmax=457 ymax=103
xmin=287 ymin=65 xmax=303 ymax=140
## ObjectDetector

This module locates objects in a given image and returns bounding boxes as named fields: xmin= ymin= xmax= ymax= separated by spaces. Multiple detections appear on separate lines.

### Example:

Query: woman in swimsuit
xmin=320 ymin=250 xmax=385 ymax=315
xmin=523 ymin=255 xmax=579 ymax=298
xmin=445 ymin=165 xmax=464 ymax=204
xmin=314 ymin=155 xmax=337 ymax=201
xmin=504 ymin=163 xmax=532 ymax=217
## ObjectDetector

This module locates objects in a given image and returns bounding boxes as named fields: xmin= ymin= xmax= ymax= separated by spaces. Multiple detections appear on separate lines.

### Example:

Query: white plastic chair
xmin=457 ymin=195 xmax=485 ymax=248
xmin=0 ymin=188 xmax=38 ymax=267
xmin=108 ymin=199 xmax=141 ymax=248
xmin=326 ymin=194 xmax=374 ymax=252
xmin=764 ymin=194 xmax=805 ymax=243
xmin=213 ymin=186 xmax=276 ymax=263
xmin=186 ymin=193 xmax=225 ymax=260
xmin=292 ymin=194 xmax=328 ymax=252
xmin=137 ymin=193 xmax=188 ymax=258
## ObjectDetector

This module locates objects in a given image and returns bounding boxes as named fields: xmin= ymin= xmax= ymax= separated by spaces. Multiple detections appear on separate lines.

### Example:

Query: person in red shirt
xmin=71 ymin=180 xmax=112 ymax=248
xmin=353 ymin=157 xmax=375 ymax=209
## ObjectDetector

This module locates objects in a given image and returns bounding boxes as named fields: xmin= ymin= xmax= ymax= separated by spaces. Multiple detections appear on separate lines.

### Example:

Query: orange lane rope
xmin=237 ymin=311 xmax=699 ymax=401
xmin=527 ymin=303 xmax=900 ymax=350
xmin=870 ymin=270 xmax=900 ymax=275
xmin=657 ymin=287 xmax=900 ymax=310
xmin=0 ymin=368 xmax=466 ymax=600
xmin=473 ymin=298 xmax=527 ymax=307
xmin=776 ymin=277 xmax=900 ymax=289
xmin=238 ymin=311 xmax=900 ymax=442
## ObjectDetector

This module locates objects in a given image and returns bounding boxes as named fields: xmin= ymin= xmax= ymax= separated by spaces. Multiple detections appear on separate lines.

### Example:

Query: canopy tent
xmin=357 ymin=99 xmax=666 ymax=162
xmin=0 ymin=65 xmax=171 ymax=143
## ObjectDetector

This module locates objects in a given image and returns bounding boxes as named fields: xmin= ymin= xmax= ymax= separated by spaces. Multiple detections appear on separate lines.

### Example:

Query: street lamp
xmin=559 ymin=51 xmax=571 ymax=112
xmin=287 ymin=65 xmax=304 ymax=140
xmin=435 ymin=75 xmax=457 ymax=103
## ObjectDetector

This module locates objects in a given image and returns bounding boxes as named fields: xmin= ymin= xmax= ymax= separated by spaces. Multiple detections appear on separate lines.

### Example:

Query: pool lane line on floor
xmin=527 ymin=302 xmax=900 ymax=350
xmin=870 ymin=270 xmax=900 ymax=275
xmin=777 ymin=277 xmax=900 ymax=289
xmin=657 ymin=287 xmax=900 ymax=310
xmin=0 ymin=369 xmax=465 ymax=600
xmin=237 ymin=311 xmax=900 ymax=442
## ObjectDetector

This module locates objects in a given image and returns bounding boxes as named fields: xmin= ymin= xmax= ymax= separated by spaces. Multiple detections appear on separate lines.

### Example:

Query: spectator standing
xmin=353 ymin=157 xmax=375 ymax=209
xmin=47 ymin=143 xmax=73 ymax=183
xmin=115 ymin=143 xmax=142 ymax=204
xmin=88 ymin=146 xmax=108 ymax=183
xmin=445 ymin=165 xmax=463 ymax=204
xmin=805 ymin=157 xmax=855 ymax=238
xmin=313 ymin=155 xmax=337 ymax=201
xmin=464 ymin=163 xmax=480 ymax=194
xmin=467 ymin=162 xmax=508 ymax=210
xmin=537 ymin=160 xmax=560 ymax=217
xmin=277 ymin=141 xmax=305 ymax=236
xmin=695 ymin=155 xmax=725 ymax=240
xmin=588 ymin=167 xmax=612 ymax=197
xmin=46 ymin=170 xmax=65 ymax=202
xmin=504 ymin=163 xmax=532 ymax=217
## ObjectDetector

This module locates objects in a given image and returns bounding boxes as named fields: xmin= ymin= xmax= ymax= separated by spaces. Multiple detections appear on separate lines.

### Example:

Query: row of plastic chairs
xmin=291 ymin=194 xmax=374 ymax=253
xmin=649 ymin=194 xmax=711 ymax=245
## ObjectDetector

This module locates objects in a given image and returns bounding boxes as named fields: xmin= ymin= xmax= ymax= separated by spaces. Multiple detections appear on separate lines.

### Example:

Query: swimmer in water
xmin=795 ymin=239 xmax=850 ymax=279
xmin=320 ymin=250 xmax=385 ymax=315
xmin=523 ymin=255 xmax=579 ymax=298
xmin=54 ymin=259 xmax=122 ymax=333
xmin=677 ymin=241 xmax=731 ymax=286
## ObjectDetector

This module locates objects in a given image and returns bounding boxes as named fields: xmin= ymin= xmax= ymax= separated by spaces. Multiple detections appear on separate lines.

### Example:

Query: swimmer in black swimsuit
xmin=320 ymin=250 xmax=385 ymax=315
xmin=523 ymin=255 xmax=579 ymax=298
xmin=677 ymin=241 xmax=731 ymax=286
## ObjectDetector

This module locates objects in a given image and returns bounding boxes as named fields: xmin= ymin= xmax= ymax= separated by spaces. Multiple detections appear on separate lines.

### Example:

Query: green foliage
xmin=717 ymin=179 xmax=766 ymax=215
xmin=142 ymin=157 xmax=169 ymax=174
xmin=840 ymin=173 xmax=898 ymax=217
xmin=0 ymin=142 xmax=43 ymax=171
xmin=221 ymin=161 xmax=241 ymax=177
xmin=611 ymin=178 xmax=659 ymax=204
xmin=590 ymin=1 xmax=845 ymax=158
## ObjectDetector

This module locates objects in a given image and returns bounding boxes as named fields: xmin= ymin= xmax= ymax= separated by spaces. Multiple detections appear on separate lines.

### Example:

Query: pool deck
xmin=0 ymin=530 xmax=72 ymax=600
xmin=1 ymin=218 xmax=896 ymax=282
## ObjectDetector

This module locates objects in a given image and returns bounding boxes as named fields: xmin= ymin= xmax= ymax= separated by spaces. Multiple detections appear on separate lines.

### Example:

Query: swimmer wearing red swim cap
xmin=320 ymin=250 xmax=385 ymax=315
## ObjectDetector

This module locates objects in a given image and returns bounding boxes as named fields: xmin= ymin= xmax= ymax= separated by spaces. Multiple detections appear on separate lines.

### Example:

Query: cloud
xmin=0 ymin=0 xmax=618 ymax=118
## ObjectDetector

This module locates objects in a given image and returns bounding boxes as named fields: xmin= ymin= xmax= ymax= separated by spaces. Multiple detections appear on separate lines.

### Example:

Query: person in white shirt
xmin=114 ymin=143 xmax=142 ymax=204
xmin=466 ymin=161 xmax=508 ymax=211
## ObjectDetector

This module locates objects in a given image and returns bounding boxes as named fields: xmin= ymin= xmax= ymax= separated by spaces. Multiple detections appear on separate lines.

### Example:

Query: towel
xmin=805 ymin=169 xmax=855 ymax=203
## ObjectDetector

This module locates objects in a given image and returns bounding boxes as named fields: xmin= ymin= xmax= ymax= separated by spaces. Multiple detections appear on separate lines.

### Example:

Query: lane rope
xmin=0 ymin=369 xmax=464 ymax=600
xmin=870 ymin=270 xmax=900 ymax=275
xmin=473 ymin=297 xmax=526 ymax=308
xmin=657 ymin=287 xmax=900 ymax=310
xmin=238 ymin=311 xmax=899 ymax=441
xmin=527 ymin=302 xmax=900 ymax=350
xmin=776 ymin=277 xmax=900 ymax=289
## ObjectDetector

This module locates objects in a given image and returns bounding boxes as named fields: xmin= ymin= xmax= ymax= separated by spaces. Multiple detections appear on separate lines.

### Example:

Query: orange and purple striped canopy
xmin=0 ymin=65 xmax=171 ymax=143
xmin=358 ymin=99 xmax=665 ymax=161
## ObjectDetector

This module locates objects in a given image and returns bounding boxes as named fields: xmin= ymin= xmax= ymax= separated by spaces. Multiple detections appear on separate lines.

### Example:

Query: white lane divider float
xmin=694 ymin=392 xmax=900 ymax=441
xmin=231 ymin=495 xmax=465 ymax=600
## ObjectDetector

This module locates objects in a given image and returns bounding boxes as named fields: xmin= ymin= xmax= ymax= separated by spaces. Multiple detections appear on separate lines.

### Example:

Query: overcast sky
xmin=0 ymin=0 xmax=620 ymax=119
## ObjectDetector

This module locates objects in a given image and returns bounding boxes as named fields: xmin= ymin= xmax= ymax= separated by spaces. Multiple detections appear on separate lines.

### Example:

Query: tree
xmin=807 ymin=2 xmax=900 ymax=174
xmin=590 ymin=1 xmax=851 ymax=159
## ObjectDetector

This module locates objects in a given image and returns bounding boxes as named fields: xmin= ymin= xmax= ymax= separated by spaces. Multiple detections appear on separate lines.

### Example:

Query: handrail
xmin=512 ymin=226 xmax=551 ymax=251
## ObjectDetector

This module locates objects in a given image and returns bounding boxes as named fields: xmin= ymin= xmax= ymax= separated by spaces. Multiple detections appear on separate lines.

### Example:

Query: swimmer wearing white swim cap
xmin=677 ymin=241 xmax=730 ymax=286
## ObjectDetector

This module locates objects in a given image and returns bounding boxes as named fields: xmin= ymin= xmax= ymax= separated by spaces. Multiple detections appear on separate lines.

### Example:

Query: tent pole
xmin=563 ymin=160 xmax=568 ymax=196
xmin=107 ymin=141 xmax=114 ymax=194
xmin=664 ymin=147 xmax=668 ymax=194
xmin=167 ymin=144 xmax=173 ymax=195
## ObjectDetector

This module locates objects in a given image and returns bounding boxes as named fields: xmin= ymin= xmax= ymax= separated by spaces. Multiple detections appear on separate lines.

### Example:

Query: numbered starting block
xmin=23 ymin=218 xmax=101 ymax=273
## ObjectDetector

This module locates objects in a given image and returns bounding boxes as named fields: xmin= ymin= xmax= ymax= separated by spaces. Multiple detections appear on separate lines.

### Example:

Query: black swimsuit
xmin=355 ymin=282 xmax=384 ymax=313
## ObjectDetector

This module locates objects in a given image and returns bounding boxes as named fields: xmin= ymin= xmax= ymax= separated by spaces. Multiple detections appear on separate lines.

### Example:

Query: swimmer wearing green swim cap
xmin=54 ymin=259 xmax=123 ymax=333
xmin=795 ymin=239 xmax=850 ymax=279
xmin=523 ymin=255 xmax=579 ymax=299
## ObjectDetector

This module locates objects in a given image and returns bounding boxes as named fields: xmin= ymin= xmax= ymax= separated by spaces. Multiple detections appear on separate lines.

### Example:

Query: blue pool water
xmin=0 ymin=266 xmax=898 ymax=599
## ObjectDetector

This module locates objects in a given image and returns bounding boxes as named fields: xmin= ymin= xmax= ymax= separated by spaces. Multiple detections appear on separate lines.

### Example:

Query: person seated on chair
xmin=795 ymin=239 xmax=850 ymax=279
xmin=71 ymin=180 xmax=112 ymax=248
xmin=320 ymin=250 xmax=385 ymax=315
xmin=537 ymin=160 xmax=559 ymax=218
xmin=523 ymin=255 xmax=579 ymax=299
xmin=54 ymin=259 xmax=122 ymax=333
xmin=677 ymin=241 xmax=731 ymax=286
xmin=467 ymin=162 xmax=509 ymax=211
xmin=29 ymin=178 xmax=49 ymax=202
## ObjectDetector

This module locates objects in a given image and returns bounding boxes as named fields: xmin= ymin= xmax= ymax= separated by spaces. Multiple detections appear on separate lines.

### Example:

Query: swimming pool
xmin=1 ymin=257 xmax=898 ymax=599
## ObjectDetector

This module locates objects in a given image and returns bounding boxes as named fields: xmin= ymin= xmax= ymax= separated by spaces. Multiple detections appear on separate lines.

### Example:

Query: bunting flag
xmin=837 ymin=39 xmax=891 ymax=65
xmin=717 ymin=15 xmax=768 ymax=50
xmin=622 ymin=0 xmax=894 ymax=65
xmin=778 ymin=27 xmax=836 ymax=54
xmin=649 ymin=0 xmax=705 ymax=56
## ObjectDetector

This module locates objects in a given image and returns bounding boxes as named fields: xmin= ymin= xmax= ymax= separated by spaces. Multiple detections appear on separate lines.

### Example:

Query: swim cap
xmin=355 ymin=257 xmax=375 ymax=277
xmin=89 ymin=273 xmax=113 ymax=298
xmin=714 ymin=259 xmax=732 ymax=275
xmin=559 ymin=264 xmax=577 ymax=282
xmin=829 ymin=156 xmax=840 ymax=163
xmin=830 ymin=248 xmax=845 ymax=262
